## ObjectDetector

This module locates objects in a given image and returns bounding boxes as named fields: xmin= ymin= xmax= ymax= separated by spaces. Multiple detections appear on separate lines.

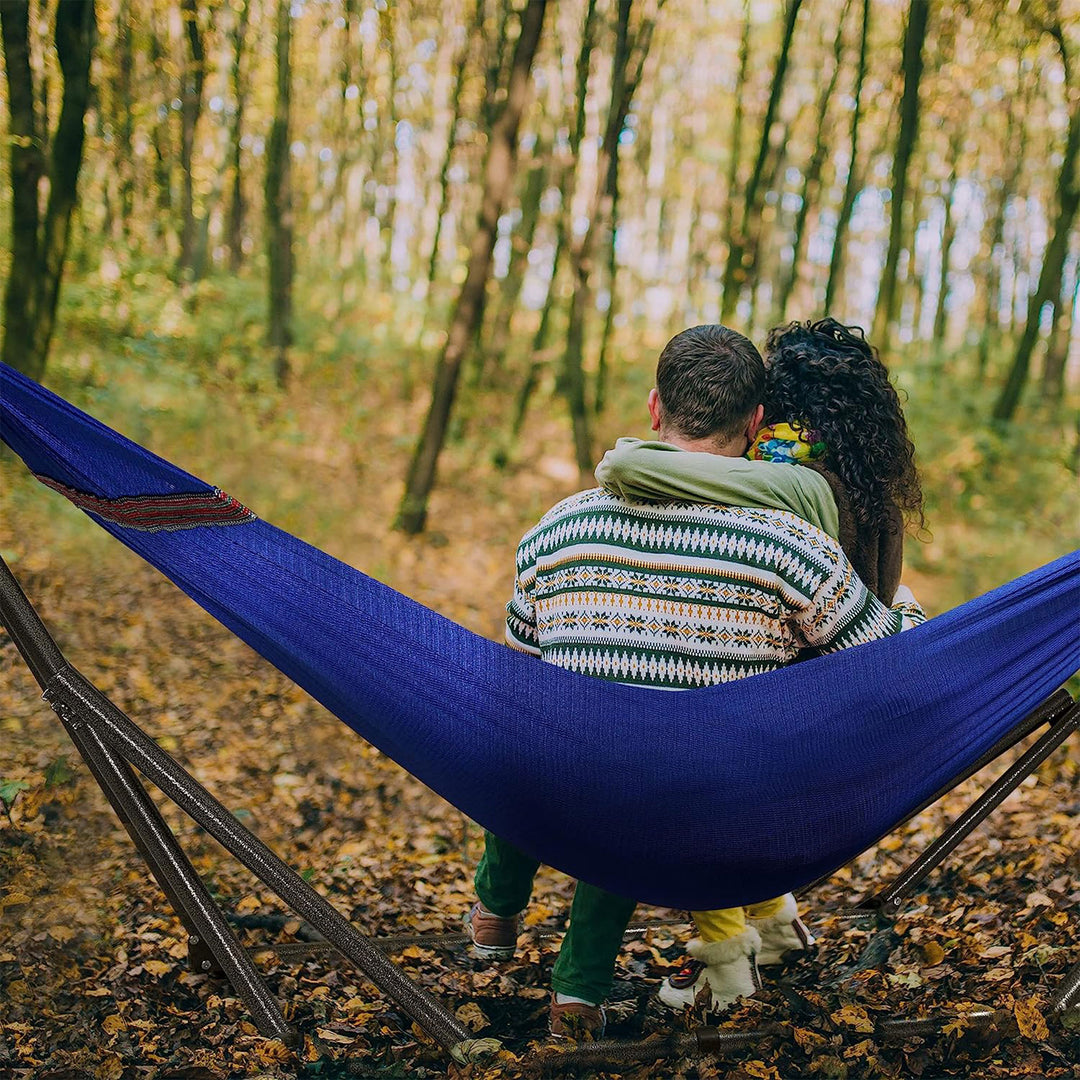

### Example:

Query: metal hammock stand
xmin=1 ymin=553 xmax=1076 ymax=1068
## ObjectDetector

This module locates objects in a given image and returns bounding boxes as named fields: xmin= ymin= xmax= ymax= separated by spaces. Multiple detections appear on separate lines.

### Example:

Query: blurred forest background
xmin=0 ymin=0 xmax=1077 ymax=604
xmin=1 ymin=0 xmax=1080 ymax=1073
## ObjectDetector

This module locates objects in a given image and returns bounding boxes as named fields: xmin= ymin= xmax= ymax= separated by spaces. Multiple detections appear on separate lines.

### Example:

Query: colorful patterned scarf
xmin=748 ymin=422 xmax=826 ymax=464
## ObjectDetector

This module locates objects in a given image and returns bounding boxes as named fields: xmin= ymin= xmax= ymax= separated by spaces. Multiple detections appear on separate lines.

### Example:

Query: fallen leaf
xmin=102 ymin=1014 xmax=126 ymax=1036
xmin=830 ymin=1004 xmax=875 ymax=1033
xmin=316 ymin=1027 xmax=357 ymax=1044
xmin=921 ymin=941 xmax=945 ymax=966
xmin=455 ymin=1001 xmax=490 ymax=1032
xmin=1013 ymin=999 xmax=1049 ymax=1040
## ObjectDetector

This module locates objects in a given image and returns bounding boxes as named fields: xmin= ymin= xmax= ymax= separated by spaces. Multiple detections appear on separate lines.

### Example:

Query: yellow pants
xmin=691 ymin=895 xmax=788 ymax=943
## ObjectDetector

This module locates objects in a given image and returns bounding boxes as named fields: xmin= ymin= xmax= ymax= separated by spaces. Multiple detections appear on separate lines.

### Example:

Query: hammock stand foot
xmin=187 ymin=935 xmax=226 ymax=977
xmin=0 ymin=556 xmax=479 ymax=1060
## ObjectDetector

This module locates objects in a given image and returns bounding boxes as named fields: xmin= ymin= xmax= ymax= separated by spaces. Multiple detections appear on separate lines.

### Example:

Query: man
xmin=465 ymin=324 xmax=924 ymax=1037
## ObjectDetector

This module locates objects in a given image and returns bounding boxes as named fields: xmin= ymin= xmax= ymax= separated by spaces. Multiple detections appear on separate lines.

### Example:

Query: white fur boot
xmin=657 ymin=927 xmax=762 ymax=1013
xmin=748 ymin=893 xmax=816 ymax=966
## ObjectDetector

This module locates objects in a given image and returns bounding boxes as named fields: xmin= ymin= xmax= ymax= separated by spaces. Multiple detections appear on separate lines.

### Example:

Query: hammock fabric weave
xmin=1 ymin=361 xmax=1077 ymax=911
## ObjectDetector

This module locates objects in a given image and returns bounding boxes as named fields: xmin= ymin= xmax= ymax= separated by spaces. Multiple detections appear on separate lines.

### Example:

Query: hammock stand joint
xmin=1 ymin=552 xmax=1078 ymax=1067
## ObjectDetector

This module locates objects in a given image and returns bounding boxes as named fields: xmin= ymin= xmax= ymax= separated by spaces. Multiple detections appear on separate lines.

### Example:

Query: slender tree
xmin=593 ymin=125 xmax=621 ymax=414
xmin=994 ymin=19 xmax=1079 ymax=420
xmin=115 ymin=0 xmax=134 ymax=237
xmin=149 ymin=19 xmax=173 ymax=221
xmin=932 ymin=125 xmax=963 ymax=344
xmin=0 ymin=0 xmax=95 ymax=382
xmin=226 ymin=0 xmax=252 ymax=271
xmin=482 ymin=0 xmax=513 ymax=130
xmin=177 ymin=0 xmax=206 ymax=276
xmin=265 ymin=0 xmax=294 ymax=388
xmin=976 ymin=49 xmax=1029 ymax=381
xmin=777 ymin=0 xmax=850 ymax=322
xmin=871 ymin=0 xmax=930 ymax=353
xmin=485 ymin=131 xmax=550 ymax=363
xmin=561 ymin=0 xmax=664 ymax=474
xmin=824 ymin=0 xmax=869 ymax=313
xmin=377 ymin=0 xmax=400 ymax=282
xmin=512 ymin=0 xmax=599 ymax=438
xmin=425 ymin=1 xmax=479 ymax=299
xmin=720 ymin=0 xmax=803 ymax=323
xmin=720 ymin=0 xmax=752 ymax=316
xmin=1041 ymin=262 xmax=1078 ymax=406
xmin=397 ymin=0 xmax=548 ymax=534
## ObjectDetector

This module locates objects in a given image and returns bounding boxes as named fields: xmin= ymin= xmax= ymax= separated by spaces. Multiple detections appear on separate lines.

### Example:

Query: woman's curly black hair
xmin=762 ymin=318 xmax=923 ymax=532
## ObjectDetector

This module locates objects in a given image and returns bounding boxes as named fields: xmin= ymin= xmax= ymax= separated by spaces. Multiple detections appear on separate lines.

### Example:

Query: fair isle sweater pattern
xmin=505 ymin=489 xmax=925 ymax=688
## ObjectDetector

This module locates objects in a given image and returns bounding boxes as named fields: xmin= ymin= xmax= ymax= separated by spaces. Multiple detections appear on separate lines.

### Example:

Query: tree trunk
xmin=426 ymin=3 xmax=477 ymax=298
xmin=265 ymin=0 xmax=294 ymax=388
xmin=0 ymin=1 xmax=43 ymax=379
xmin=482 ymin=0 xmax=512 ymax=130
xmin=594 ymin=139 xmax=621 ymax=415
xmin=560 ymin=2 xmax=633 ymax=474
xmin=116 ymin=0 xmax=134 ymax=236
xmin=720 ymin=0 xmax=803 ymax=324
xmin=561 ymin=0 xmax=663 ymax=476
xmin=1041 ymin=264 xmax=1078 ymax=407
xmin=907 ymin=188 xmax=927 ymax=336
xmin=993 ymin=93 xmax=1080 ymax=420
xmin=0 ymin=0 xmax=95 ymax=383
xmin=507 ymin=0 xmax=597 ymax=443
xmin=331 ymin=0 xmax=370 ymax=279
xmin=932 ymin=128 xmax=962 ymax=344
xmin=777 ymin=2 xmax=849 ymax=323
xmin=824 ymin=0 xmax=869 ymax=314
xmin=226 ymin=0 xmax=251 ymax=271
xmin=396 ymin=0 xmax=547 ymax=534
xmin=976 ymin=56 xmax=1028 ymax=381
xmin=719 ymin=0 xmax=752 ymax=320
xmin=486 ymin=132 xmax=550 ymax=365
xmin=871 ymin=0 xmax=929 ymax=353
xmin=177 ymin=0 xmax=206 ymax=276
xmin=747 ymin=113 xmax=796 ymax=332
xmin=149 ymin=22 xmax=173 ymax=221
xmin=378 ymin=1 xmax=399 ymax=283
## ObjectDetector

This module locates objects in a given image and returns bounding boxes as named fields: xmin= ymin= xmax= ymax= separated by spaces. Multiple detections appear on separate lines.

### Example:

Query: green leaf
xmin=0 ymin=780 xmax=30 ymax=809
xmin=44 ymin=757 xmax=74 ymax=788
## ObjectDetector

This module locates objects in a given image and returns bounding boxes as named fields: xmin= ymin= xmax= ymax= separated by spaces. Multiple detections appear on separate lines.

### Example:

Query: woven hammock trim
xmin=34 ymin=474 xmax=256 ymax=532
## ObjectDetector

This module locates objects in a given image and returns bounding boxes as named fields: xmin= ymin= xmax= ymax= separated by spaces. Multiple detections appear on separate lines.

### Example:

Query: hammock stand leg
xmin=61 ymin=719 xmax=225 ymax=978
xmin=57 ymin=709 xmax=291 ymax=1040
xmin=0 ymin=558 xmax=485 ymax=1065
xmin=847 ymin=701 xmax=1079 ymax=919
xmin=1051 ymin=960 xmax=1080 ymax=1011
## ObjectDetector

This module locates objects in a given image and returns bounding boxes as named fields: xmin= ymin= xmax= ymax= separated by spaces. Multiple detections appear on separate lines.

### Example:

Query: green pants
xmin=474 ymin=831 xmax=637 ymax=1004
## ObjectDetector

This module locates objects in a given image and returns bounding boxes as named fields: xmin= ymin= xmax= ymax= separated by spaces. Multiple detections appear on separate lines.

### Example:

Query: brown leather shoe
xmin=549 ymin=994 xmax=606 ymax=1040
xmin=465 ymin=902 xmax=519 ymax=960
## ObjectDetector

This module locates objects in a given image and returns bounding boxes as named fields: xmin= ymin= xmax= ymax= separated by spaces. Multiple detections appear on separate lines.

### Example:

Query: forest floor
xmin=1 ymin=271 xmax=1079 ymax=1078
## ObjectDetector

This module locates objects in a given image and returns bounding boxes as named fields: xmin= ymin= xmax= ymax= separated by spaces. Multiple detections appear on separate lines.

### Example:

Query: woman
xmin=595 ymin=317 xmax=924 ymax=1013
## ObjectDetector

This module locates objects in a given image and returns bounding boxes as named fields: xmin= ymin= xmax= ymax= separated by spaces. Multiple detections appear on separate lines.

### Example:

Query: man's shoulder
xmin=516 ymin=488 xmax=617 ymax=547
xmin=536 ymin=487 xmax=618 ymax=524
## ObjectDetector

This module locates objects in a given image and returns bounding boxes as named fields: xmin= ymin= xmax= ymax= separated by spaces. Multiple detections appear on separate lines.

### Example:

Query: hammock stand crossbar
xmin=1 ymin=552 xmax=1077 ymax=1067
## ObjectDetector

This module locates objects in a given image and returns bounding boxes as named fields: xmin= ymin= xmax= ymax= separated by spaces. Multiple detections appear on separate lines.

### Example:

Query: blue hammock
xmin=1 ymin=360 xmax=1077 ymax=911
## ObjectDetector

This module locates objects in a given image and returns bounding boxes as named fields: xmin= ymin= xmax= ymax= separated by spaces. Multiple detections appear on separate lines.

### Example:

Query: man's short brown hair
xmin=655 ymin=325 xmax=766 ymax=442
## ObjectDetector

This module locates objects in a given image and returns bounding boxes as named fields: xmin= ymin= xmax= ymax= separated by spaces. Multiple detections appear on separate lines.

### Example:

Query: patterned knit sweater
xmin=505 ymin=489 xmax=925 ymax=688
